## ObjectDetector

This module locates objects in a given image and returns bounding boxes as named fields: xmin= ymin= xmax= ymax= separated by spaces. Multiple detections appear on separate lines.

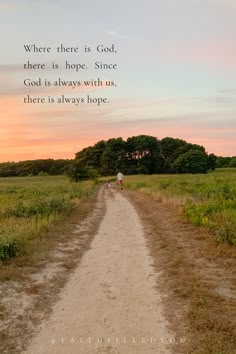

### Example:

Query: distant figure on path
xmin=106 ymin=180 xmax=112 ymax=188
xmin=117 ymin=172 xmax=124 ymax=190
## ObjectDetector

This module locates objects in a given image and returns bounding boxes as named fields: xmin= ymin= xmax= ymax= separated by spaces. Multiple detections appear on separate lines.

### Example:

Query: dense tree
xmin=73 ymin=135 xmax=161 ymax=176
xmin=100 ymin=138 xmax=126 ymax=175
xmin=207 ymin=153 xmax=217 ymax=170
xmin=69 ymin=135 xmax=213 ymax=179
xmin=66 ymin=161 xmax=98 ymax=182
xmin=0 ymin=159 xmax=72 ymax=177
xmin=216 ymin=156 xmax=232 ymax=168
xmin=160 ymin=137 xmax=206 ymax=173
xmin=75 ymin=140 xmax=106 ymax=170
xmin=0 ymin=136 xmax=228 ymax=178
xmin=0 ymin=162 xmax=17 ymax=177
xmin=172 ymin=149 xmax=209 ymax=174
xmin=160 ymin=137 xmax=187 ymax=170
xmin=229 ymin=157 xmax=236 ymax=167
xmin=126 ymin=135 xmax=160 ymax=174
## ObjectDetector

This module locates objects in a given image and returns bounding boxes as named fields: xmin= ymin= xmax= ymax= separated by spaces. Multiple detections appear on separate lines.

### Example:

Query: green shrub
xmin=0 ymin=237 xmax=19 ymax=260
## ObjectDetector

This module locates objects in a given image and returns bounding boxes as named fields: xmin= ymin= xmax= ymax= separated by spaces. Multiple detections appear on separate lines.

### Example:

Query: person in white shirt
xmin=117 ymin=172 xmax=124 ymax=190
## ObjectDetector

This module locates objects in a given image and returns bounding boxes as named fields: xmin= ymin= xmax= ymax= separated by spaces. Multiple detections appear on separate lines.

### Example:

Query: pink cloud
xmin=1 ymin=93 xmax=235 ymax=162
xmin=0 ymin=124 xmax=234 ymax=162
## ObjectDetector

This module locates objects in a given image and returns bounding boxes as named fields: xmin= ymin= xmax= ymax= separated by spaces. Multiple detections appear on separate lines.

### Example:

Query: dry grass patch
xmin=126 ymin=190 xmax=236 ymax=354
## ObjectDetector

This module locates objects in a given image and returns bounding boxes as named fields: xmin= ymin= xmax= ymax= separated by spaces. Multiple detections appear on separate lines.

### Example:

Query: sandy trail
xmin=23 ymin=189 xmax=172 ymax=354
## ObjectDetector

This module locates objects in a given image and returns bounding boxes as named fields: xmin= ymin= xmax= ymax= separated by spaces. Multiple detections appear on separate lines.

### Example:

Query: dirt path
xmin=23 ymin=189 xmax=173 ymax=354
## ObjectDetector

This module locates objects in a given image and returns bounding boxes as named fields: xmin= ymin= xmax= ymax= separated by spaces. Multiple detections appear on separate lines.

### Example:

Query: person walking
xmin=117 ymin=171 xmax=124 ymax=190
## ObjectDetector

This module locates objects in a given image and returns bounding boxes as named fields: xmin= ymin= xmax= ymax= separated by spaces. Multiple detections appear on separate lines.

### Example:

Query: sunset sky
xmin=0 ymin=0 xmax=236 ymax=162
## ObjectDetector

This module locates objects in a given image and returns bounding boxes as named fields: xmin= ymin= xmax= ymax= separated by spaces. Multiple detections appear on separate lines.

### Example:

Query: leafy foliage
xmin=0 ymin=136 xmax=232 ymax=180
xmin=172 ymin=149 xmax=209 ymax=173
xmin=0 ymin=159 xmax=72 ymax=177
xmin=216 ymin=156 xmax=233 ymax=168
xmin=229 ymin=157 xmax=236 ymax=167
xmin=70 ymin=135 xmax=215 ymax=179
xmin=0 ymin=237 xmax=19 ymax=260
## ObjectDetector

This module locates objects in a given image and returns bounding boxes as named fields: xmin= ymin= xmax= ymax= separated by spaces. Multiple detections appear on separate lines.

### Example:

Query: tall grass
xmin=125 ymin=169 xmax=236 ymax=244
xmin=0 ymin=176 xmax=96 ymax=260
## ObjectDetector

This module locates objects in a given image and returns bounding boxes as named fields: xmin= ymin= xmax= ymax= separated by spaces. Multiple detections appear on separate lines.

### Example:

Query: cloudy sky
xmin=0 ymin=0 xmax=236 ymax=162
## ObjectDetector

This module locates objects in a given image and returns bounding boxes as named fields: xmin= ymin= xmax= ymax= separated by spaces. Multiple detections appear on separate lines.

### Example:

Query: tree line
xmin=0 ymin=135 xmax=235 ymax=179
xmin=215 ymin=156 xmax=236 ymax=168
xmin=67 ymin=135 xmax=219 ymax=181
xmin=0 ymin=159 xmax=72 ymax=177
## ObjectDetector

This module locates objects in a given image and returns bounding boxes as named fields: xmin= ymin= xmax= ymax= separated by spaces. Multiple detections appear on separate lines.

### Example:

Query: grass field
xmin=1 ymin=169 xmax=235 ymax=261
xmin=124 ymin=168 xmax=236 ymax=245
xmin=0 ymin=175 xmax=96 ymax=260
xmin=1 ymin=171 xmax=235 ymax=353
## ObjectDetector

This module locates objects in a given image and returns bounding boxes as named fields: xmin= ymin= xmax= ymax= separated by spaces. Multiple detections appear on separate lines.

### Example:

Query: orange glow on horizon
xmin=1 ymin=93 xmax=235 ymax=163
xmin=0 ymin=131 xmax=234 ymax=163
